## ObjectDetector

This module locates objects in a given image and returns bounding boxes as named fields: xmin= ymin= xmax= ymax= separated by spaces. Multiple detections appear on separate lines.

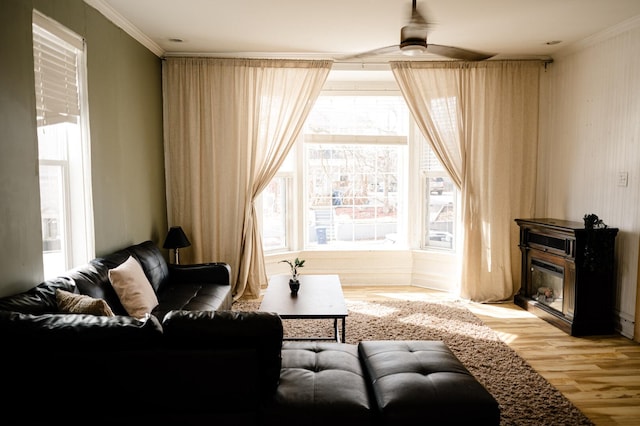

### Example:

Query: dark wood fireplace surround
xmin=515 ymin=218 xmax=618 ymax=336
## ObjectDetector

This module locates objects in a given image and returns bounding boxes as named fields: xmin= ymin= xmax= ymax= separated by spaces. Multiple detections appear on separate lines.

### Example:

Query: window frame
xmin=33 ymin=10 xmax=95 ymax=279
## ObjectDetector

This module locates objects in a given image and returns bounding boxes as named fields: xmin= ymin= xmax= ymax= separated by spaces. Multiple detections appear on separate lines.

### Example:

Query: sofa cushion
xmin=125 ymin=240 xmax=170 ymax=293
xmin=152 ymin=281 xmax=232 ymax=321
xmin=71 ymin=259 xmax=127 ymax=315
xmin=266 ymin=342 xmax=373 ymax=426
xmin=163 ymin=309 xmax=284 ymax=398
xmin=108 ymin=255 xmax=158 ymax=318
xmin=56 ymin=289 xmax=115 ymax=316
xmin=358 ymin=340 xmax=500 ymax=425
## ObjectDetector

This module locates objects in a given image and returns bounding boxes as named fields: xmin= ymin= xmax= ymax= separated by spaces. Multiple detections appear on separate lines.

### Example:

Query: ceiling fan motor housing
xmin=400 ymin=24 xmax=428 ymax=55
xmin=400 ymin=41 xmax=427 ymax=55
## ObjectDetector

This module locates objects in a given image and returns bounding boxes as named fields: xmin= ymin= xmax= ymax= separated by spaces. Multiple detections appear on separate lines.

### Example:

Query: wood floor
xmin=341 ymin=286 xmax=640 ymax=426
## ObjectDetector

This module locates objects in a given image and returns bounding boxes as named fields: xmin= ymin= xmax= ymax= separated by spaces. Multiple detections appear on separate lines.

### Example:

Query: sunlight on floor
xmin=493 ymin=331 xmax=519 ymax=344
xmin=362 ymin=291 xmax=461 ymax=303
xmin=399 ymin=312 xmax=499 ymax=341
xmin=467 ymin=302 xmax=537 ymax=319
xmin=341 ymin=286 xmax=541 ymax=346
xmin=347 ymin=300 xmax=400 ymax=317
xmin=465 ymin=303 xmax=533 ymax=345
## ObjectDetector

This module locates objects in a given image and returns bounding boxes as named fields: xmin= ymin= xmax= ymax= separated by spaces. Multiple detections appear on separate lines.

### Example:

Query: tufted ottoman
xmin=358 ymin=340 xmax=500 ymax=425
xmin=264 ymin=341 xmax=373 ymax=426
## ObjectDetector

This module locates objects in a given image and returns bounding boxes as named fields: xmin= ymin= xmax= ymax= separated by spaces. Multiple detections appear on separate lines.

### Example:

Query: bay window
xmin=260 ymin=74 xmax=457 ymax=253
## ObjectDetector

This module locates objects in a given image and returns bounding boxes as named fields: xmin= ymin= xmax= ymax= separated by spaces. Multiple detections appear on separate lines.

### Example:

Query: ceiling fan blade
xmin=409 ymin=0 xmax=429 ymax=27
xmin=426 ymin=44 xmax=495 ymax=61
xmin=338 ymin=45 xmax=401 ymax=61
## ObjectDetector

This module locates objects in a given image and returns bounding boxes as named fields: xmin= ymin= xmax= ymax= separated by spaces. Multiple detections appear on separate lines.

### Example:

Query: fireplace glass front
xmin=530 ymin=258 xmax=563 ymax=312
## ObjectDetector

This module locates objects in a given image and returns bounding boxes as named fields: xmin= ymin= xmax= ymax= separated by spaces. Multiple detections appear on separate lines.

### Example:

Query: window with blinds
xmin=33 ymin=10 xmax=94 ymax=279
xmin=417 ymin=97 xmax=457 ymax=250
xmin=33 ymin=13 xmax=82 ymax=126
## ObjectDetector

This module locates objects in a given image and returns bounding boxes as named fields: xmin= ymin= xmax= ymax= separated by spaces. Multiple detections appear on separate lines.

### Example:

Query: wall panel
xmin=539 ymin=17 xmax=640 ymax=339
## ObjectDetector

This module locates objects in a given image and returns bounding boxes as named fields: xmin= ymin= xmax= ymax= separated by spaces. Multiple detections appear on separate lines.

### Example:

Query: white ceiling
xmin=88 ymin=0 xmax=640 ymax=63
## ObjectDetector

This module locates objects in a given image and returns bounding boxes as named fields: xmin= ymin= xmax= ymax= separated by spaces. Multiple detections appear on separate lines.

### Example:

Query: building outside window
xmin=303 ymin=139 xmax=404 ymax=247
xmin=33 ymin=11 xmax=94 ymax=279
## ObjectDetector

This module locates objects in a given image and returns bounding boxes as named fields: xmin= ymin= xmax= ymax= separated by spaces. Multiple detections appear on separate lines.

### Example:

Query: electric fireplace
xmin=515 ymin=218 xmax=618 ymax=336
xmin=530 ymin=258 xmax=564 ymax=312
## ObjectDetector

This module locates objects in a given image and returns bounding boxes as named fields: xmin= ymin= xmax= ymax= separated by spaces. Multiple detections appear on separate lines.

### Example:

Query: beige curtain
xmin=163 ymin=58 xmax=331 ymax=300
xmin=392 ymin=60 xmax=542 ymax=302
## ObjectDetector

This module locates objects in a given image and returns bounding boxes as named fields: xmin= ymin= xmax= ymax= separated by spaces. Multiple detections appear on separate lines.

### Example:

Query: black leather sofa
xmin=0 ymin=239 xmax=233 ymax=319
xmin=0 ymin=240 xmax=500 ymax=425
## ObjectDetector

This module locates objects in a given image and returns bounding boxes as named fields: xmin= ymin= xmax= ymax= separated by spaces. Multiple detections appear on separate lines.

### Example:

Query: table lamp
xmin=162 ymin=226 xmax=191 ymax=264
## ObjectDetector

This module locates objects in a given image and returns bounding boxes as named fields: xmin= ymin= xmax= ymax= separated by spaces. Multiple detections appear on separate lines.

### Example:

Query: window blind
xmin=420 ymin=139 xmax=444 ymax=172
xmin=419 ymin=97 xmax=458 ymax=172
xmin=33 ymin=12 xmax=83 ymax=126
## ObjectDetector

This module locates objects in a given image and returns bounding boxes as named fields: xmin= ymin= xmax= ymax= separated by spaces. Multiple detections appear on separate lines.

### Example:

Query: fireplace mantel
xmin=514 ymin=218 xmax=618 ymax=336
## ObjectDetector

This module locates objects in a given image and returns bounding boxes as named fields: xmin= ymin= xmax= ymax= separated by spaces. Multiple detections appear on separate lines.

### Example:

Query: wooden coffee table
xmin=260 ymin=274 xmax=347 ymax=342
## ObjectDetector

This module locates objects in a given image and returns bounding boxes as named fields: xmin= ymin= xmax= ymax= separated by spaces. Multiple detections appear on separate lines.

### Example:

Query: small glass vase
xmin=289 ymin=277 xmax=300 ymax=295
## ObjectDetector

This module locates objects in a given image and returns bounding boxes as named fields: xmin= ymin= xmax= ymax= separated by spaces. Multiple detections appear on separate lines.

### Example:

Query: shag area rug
xmin=233 ymin=298 xmax=594 ymax=426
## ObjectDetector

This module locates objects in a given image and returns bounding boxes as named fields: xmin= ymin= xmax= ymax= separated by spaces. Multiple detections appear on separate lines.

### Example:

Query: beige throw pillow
xmin=108 ymin=255 xmax=158 ymax=319
xmin=56 ymin=289 xmax=115 ymax=316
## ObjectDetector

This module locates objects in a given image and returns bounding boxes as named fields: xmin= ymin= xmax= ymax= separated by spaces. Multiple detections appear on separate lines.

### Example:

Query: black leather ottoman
xmin=358 ymin=340 xmax=500 ymax=426
xmin=264 ymin=341 xmax=373 ymax=426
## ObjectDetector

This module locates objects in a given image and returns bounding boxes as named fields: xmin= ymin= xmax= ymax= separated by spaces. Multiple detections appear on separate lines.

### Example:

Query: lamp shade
xmin=162 ymin=226 xmax=191 ymax=249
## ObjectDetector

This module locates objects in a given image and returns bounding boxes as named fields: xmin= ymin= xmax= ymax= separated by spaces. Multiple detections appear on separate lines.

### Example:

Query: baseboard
xmin=615 ymin=310 xmax=635 ymax=339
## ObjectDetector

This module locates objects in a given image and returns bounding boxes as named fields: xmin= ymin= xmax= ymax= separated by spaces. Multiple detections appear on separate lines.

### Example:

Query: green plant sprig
xmin=280 ymin=257 xmax=305 ymax=276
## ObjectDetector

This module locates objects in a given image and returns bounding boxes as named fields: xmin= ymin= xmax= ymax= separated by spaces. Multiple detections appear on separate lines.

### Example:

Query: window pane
xmin=303 ymin=94 xmax=407 ymax=249
xmin=262 ymin=176 xmax=288 ymax=251
xmin=305 ymin=143 xmax=401 ymax=247
xmin=425 ymin=175 xmax=455 ymax=249
xmin=39 ymin=163 xmax=67 ymax=278
xmin=305 ymin=96 xmax=409 ymax=136
xmin=420 ymin=124 xmax=456 ymax=250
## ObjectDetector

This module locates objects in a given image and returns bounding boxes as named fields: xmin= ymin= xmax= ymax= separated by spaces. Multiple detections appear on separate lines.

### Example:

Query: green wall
xmin=0 ymin=0 xmax=166 ymax=298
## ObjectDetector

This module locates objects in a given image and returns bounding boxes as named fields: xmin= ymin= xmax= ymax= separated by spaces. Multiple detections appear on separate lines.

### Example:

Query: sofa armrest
xmin=162 ymin=309 xmax=283 ymax=396
xmin=0 ymin=276 xmax=75 ymax=314
xmin=168 ymin=262 xmax=231 ymax=286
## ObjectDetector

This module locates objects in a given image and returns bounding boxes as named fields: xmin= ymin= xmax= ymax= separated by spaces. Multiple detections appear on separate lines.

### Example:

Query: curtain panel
xmin=163 ymin=57 xmax=331 ymax=299
xmin=391 ymin=60 xmax=543 ymax=302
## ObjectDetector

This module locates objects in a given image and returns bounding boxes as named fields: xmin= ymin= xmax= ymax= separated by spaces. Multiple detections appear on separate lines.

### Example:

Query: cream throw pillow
xmin=108 ymin=255 xmax=158 ymax=319
xmin=56 ymin=289 xmax=115 ymax=316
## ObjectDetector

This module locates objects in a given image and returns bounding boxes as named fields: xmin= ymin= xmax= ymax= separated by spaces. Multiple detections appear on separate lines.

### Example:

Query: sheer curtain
xmin=392 ymin=60 xmax=542 ymax=302
xmin=163 ymin=58 xmax=331 ymax=299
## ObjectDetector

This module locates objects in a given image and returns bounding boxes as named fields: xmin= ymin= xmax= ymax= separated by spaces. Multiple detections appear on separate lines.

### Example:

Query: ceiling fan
xmin=342 ymin=0 xmax=495 ymax=61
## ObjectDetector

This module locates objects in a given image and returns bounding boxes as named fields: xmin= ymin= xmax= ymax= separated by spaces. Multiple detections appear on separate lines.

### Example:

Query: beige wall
xmin=0 ymin=0 xmax=166 ymax=298
xmin=537 ymin=16 xmax=640 ymax=339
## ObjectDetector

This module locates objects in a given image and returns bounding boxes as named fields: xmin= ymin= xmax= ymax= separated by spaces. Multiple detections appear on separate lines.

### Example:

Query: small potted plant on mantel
xmin=280 ymin=257 xmax=305 ymax=295
xmin=582 ymin=213 xmax=613 ymax=272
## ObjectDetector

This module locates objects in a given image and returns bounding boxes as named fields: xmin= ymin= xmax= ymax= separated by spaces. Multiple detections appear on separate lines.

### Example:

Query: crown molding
xmin=83 ymin=0 xmax=164 ymax=57
xmin=554 ymin=14 xmax=640 ymax=59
